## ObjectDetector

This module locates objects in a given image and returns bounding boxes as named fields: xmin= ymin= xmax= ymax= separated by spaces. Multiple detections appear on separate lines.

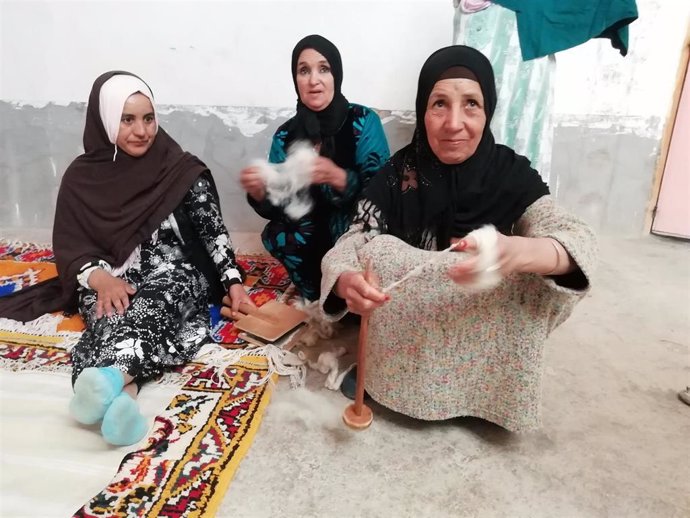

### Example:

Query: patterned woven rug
xmin=0 ymin=240 xmax=293 ymax=517
xmin=0 ymin=240 xmax=297 ymax=349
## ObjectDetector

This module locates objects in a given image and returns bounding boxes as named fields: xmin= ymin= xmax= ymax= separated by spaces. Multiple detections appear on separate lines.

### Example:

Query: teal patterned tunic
xmin=249 ymin=103 xmax=390 ymax=300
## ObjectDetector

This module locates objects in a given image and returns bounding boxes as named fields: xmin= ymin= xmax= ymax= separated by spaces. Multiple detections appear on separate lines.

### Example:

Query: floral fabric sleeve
xmin=182 ymin=174 xmax=242 ymax=290
xmin=76 ymin=259 xmax=112 ymax=289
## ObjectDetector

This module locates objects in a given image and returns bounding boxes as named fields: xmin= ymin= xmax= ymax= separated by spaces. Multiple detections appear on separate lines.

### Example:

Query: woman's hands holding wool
xmin=311 ymin=157 xmax=347 ymax=192
xmin=447 ymin=232 xmax=528 ymax=285
xmin=335 ymin=269 xmax=389 ymax=315
xmin=241 ymin=157 xmax=346 ymax=200
xmin=448 ymin=234 xmax=573 ymax=284
xmin=239 ymin=165 xmax=267 ymax=201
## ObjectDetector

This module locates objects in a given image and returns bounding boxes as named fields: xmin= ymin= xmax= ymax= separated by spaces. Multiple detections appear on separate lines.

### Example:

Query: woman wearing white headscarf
xmin=0 ymin=71 xmax=253 ymax=446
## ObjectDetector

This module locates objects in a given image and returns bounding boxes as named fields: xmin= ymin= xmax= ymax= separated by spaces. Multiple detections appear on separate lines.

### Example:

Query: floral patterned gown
xmin=70 ymin=173 xmax=242 ymax=386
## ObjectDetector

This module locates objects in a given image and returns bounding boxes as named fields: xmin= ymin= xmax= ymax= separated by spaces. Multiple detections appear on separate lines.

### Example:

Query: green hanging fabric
xmin=493 ymin=0 xmax=638 ymax=61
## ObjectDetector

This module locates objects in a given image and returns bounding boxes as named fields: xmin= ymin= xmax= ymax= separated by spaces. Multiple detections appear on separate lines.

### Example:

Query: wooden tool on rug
xmin=221 ymin=298 xmax=307 ymax=343
xmin=342 ymin=260 xmax=374 ymax=430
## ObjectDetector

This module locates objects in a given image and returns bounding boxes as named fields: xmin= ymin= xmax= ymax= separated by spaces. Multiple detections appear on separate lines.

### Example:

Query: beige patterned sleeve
xmin=515 ymin=195 xmax=598 ymax=293
xmin=319 ymin=199 xmax=383 ymax=319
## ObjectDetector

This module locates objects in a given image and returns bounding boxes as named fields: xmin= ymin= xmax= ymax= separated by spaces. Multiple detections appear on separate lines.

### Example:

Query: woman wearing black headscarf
xmin=240 ymin=34 xmax=390 ymax=301
xmin=319 ymin=46 xmax=597 ymax=432
xmin=0 ymin=71 xmax=253 ymax=446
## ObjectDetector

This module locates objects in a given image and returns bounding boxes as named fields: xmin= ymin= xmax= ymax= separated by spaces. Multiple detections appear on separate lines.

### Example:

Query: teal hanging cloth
xmin=493 ymin=0 xmax=639 ymax=60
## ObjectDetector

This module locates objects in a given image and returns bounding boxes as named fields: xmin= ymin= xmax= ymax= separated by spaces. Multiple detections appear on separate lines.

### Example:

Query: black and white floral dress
xmin=70 ymin=173 xmax=241 ymax=386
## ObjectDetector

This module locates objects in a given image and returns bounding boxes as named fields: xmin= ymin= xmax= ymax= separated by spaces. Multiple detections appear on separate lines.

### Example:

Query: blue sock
xmin=340 ymin=367 xmax=370 ymax=401
xmin=101 ymin=392 xmax=148 ymax=446
xmin=69 ymin=366 xmax=125 ymax=425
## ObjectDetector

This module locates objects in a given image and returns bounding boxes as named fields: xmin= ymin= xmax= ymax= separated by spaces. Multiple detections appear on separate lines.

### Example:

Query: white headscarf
xmin=98 ymin=75 xmax=158 ymax=160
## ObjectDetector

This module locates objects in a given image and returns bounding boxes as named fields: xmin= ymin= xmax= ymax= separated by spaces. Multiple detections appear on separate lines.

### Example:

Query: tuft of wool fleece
xmin=267 ymin=387 xmax=348 ymax=431
xmin=252 ymin=141 xmax=316 ymax=220
xmin=466 ymin=224 xmax=501 ymax=290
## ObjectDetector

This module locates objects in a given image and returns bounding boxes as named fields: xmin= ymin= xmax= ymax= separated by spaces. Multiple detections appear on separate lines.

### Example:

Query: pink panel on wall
xmin=653 ymin=66 xmax=690 ymax=238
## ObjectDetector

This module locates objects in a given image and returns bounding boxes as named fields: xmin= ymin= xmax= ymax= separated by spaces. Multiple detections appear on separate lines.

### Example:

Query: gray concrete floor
xmin=219 ymin=236 xmax=690 ymax=518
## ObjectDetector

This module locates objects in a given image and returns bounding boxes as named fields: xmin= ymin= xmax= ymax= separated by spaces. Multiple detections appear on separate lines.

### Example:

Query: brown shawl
xmin=0 ymin=71 xmax=208 ymax=321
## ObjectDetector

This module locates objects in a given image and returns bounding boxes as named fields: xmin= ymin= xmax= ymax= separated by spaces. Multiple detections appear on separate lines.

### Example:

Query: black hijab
xmin=365 ymin=45 xmax=549 ymax=249
xmin=287 ymin=34 xmax=350 ymax=158
xmin=0 ymin=71 xmax=208 ymax=321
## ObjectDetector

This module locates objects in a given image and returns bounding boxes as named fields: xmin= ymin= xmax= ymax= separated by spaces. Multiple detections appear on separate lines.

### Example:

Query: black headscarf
xmin=365 ymin=45 xmax=550 ymax=249
xmin=287 ymin=34 xmax=350 ymax=158
xmin=0 ymin=71 xmax=208 ymax=321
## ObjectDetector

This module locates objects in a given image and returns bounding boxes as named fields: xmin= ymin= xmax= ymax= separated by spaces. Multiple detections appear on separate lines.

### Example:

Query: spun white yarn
xmin=194 ymin=331 xmax=307 ymax=389
xmin=383 ymin=224 xmax=501 ymax=293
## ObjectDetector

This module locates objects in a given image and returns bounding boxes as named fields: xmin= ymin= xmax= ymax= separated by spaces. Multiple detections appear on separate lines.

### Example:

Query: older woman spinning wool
xmin=320 ymin=45 xmax=597 ymax=432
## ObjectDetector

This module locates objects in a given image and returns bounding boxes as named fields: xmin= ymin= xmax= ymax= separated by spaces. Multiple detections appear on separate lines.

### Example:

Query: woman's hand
xmin=448 ymin=234 xmax=572 ymax=283
xmin=448 ymin=233 xmax=527 ymax=285
xmin=334 ymin=270 xmax=389 ymax=315
xmin=239 ymin=165 xmax=267 ymax=201
xmin=312 ymin=157 xmax=347 ymax=192
xmin=88 ymin=269 xmax=137 ymax=319
xmin=226 ymin=283 xmax=256 ymax=318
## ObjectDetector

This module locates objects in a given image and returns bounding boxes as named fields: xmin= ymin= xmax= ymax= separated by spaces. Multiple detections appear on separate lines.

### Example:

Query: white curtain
xmin=453 ymin=3 xmax=556 ymax=184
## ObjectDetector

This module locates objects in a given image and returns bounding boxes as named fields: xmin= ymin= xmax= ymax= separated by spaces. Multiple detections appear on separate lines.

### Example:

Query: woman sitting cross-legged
xmin=0 ymin=71 xmax=254 ymax=445
xmin=320 ymin=46 xmax=597 ymax=432
xmin=240 ymin=34 xmax=390 ymax=301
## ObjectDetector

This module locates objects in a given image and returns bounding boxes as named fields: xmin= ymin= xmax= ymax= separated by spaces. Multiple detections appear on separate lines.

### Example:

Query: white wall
xmin=0 ymin=0 xmax=453 ymax=110
xmin=3 ymin=0 xmax=688 ymax=128
xmin=553 ymin=0 xmax=690 ymax=137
